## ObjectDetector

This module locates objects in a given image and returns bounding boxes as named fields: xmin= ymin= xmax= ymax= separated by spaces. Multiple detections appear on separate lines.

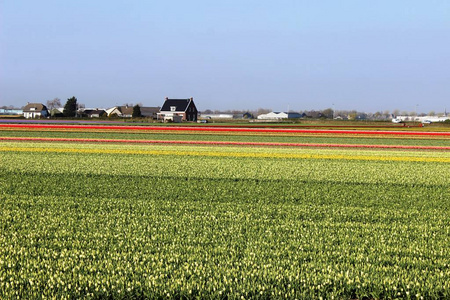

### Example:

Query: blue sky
xmin=1 ymin=0 xmax=449 ymax=113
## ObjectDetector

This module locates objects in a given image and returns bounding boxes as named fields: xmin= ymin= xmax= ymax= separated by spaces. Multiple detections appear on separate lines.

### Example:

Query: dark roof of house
xmin=160 ymin=99 xmax=195 ymax=112
xmin=23 ymin=103 xmax=48 ymax=112
xmin=84 ymin=109 xmax=106 ymax=115
xmin=118 ymin=106 xmax=133 ymax=115
xmin=140 ymin=107 xmax=160 ymax=116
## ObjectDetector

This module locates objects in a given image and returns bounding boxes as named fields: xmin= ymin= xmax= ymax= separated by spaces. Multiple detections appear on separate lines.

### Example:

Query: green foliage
xmin=63 ymin=96 xmax=77 ymax=117
xmin=0 ymin=140 xmax=449 ymax=299
xmin=132 ymin=104 xmax=141 ymax=118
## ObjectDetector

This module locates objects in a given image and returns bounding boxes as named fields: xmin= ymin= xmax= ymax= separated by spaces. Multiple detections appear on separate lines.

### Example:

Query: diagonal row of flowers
xmin=1 ymin=137 xmax=450 ymax=150
xmin=1 ymin=123 xmax=450 ymax=136
xmin=2 ymin=144 xmax=450 ymax=162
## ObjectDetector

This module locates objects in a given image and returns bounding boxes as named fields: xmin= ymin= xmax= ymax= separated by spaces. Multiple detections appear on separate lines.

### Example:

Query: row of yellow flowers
xmin=1 ymin=145 xmax=449 ymax=163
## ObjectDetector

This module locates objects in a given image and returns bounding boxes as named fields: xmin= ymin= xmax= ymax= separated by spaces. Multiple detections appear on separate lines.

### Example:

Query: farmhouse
xmin=157 ymin=97 xmax=198 ymax=122
xmin=105 ymin=106 xmax=161 ymax=118
xmin=105 ymin=106 xmax=134 ymax=118
xmin=81 ymin=109 xmax=106 ymax=118
xmin=23 ymin=103 xmax=49 ymax=119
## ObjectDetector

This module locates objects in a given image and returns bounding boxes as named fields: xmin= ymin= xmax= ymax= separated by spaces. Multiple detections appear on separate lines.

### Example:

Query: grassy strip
xmin=1 ymin=129 xmax=450 ymax=146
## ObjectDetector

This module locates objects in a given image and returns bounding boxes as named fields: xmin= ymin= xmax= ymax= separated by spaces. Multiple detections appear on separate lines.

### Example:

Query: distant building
xmin=81 ymin=109 xmax=107 ymax=118
xmin=199 ymin=112 xmax=253 ymax=120
xmin=257 ymin=112 xmax=302 ymax=120
xmin=0 ymin=108 xmax=23 ymax=115
xmin=157 ymin=97 xmax=198 ymax=122
xmin=140 ymin=107 xmax=160 ymax=119
xmin=105 ymin=106 xmax=160 ymax=118
xmin=23 ymin=103 xmax=49 ymax=119
xmin=50 ymin=108 xmax=64 ymax=117
xmin=105 ymin=106 xmax=133 ymax=118
xmin=242 ymin=112 xmax=254 ymax=119
xmin=395 ymin=115 xmax=450 ymax=123
xmin=200 ymin=113 xmax=234 ymax=120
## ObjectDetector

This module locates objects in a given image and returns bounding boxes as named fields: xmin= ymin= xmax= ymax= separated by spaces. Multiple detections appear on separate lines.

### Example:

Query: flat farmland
xmin=1 ymin=123 xmax=449 ymax=299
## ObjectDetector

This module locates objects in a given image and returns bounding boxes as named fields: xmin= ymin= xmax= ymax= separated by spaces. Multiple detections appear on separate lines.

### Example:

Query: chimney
xmin=165 ymin=97 xmax=169 ymax=101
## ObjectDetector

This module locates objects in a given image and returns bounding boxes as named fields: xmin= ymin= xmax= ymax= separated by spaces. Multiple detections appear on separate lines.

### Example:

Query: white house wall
xmin=24 ymin=112 xmax=42 ymax=119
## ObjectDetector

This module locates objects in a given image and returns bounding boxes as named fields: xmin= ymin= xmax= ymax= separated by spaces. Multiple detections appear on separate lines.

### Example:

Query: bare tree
xmin=257 ymin=108 xmax=272 ymax=115
xmin=46 ymin=98 xmax=61 ymax=110
xmin=321 ymin=108 xmax=334 ymax=119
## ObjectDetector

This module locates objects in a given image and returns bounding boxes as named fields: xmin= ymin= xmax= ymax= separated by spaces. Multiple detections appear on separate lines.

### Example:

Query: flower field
xmin=1 ymin=123 xmax=449 ymax=299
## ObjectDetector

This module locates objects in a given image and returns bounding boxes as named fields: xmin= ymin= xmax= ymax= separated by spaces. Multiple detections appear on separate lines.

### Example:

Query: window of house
xmin=170 ymin=106 xmax=176 ymax=112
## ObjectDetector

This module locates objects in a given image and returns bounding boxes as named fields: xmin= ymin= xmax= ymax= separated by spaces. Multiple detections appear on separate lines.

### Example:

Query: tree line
xmin=46 ymin=97 xmax=142 ymax=118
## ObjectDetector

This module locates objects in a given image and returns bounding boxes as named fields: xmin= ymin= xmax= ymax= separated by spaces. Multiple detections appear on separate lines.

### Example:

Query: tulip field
xmin=1 ymin=122 xmax=449 ymax=299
